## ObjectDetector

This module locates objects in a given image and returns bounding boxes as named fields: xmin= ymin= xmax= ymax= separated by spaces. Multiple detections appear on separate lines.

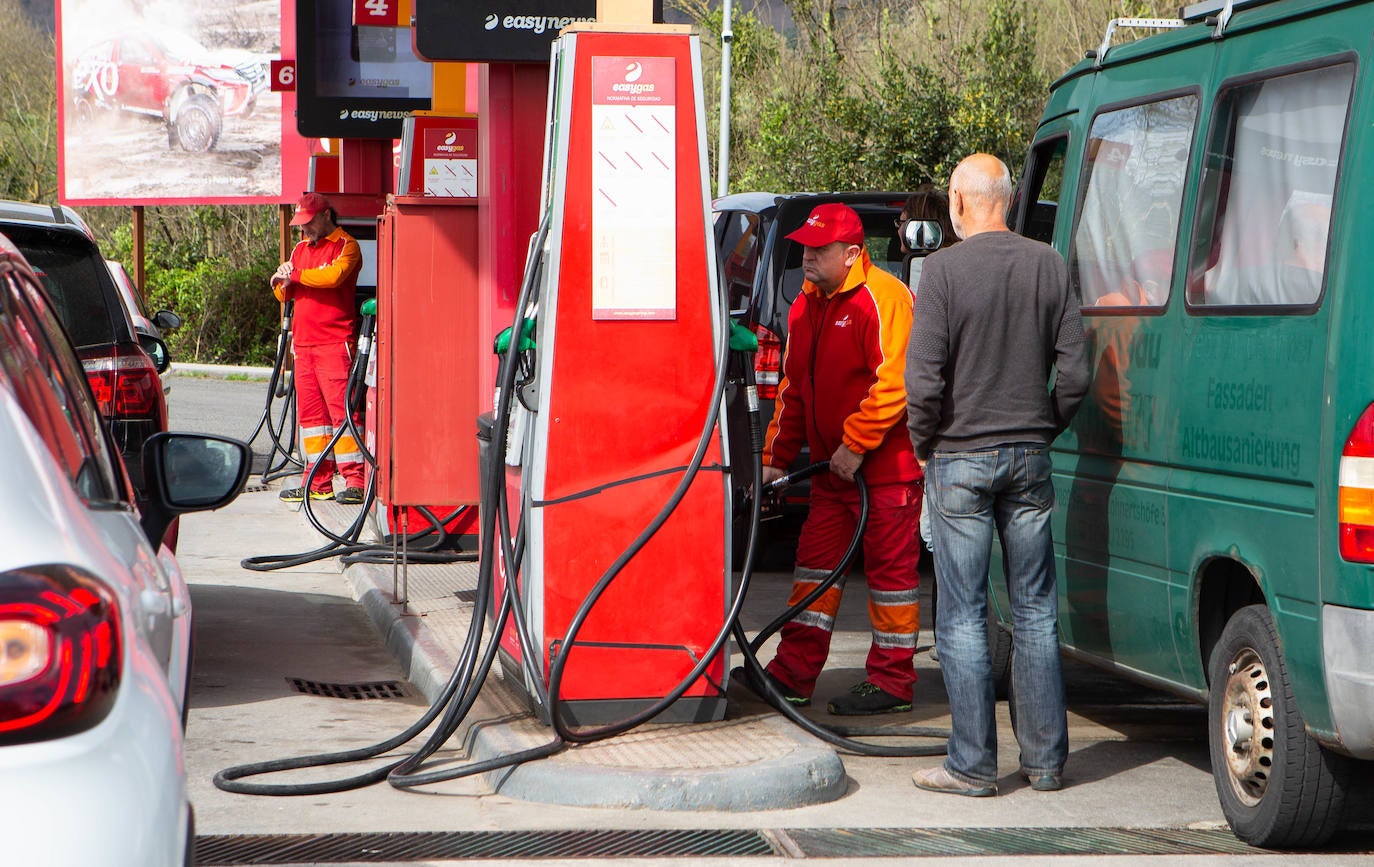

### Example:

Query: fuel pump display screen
xmin=295 ymin=0 xmax=433 ymax=138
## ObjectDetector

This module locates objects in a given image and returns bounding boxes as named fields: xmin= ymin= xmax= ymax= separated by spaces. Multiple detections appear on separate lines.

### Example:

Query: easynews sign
xmin=415 ymin=1 xmax=664 ymax=62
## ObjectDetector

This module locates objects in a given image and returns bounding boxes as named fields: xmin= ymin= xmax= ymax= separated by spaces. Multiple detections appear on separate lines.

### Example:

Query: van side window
xmin=1018 ymin=136 xmax=1067 ymax=245
xmin=1071 ymin=93 xmax=1197 ymax=311
xmin=1187 ymin=63 xmax=1353 ymax=309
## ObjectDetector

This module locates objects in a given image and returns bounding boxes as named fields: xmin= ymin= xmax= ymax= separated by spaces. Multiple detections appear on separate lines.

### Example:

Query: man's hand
xmin=830 ymin=444 xmax=863 ymax=483
xmin=761 ymin=465 xmax=786 ymax=485
xmin=271 ymin=262 xmax=293 ymax=285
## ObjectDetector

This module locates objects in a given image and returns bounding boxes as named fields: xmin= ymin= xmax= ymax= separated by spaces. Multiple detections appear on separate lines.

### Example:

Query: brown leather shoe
xmin=912 ymin=765 xmax=997 ymax=797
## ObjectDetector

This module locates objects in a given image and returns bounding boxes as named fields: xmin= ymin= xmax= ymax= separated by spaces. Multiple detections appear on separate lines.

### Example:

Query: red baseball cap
xmin=289 ymin=192 xmax=331 ymax=226
xmin=785 ymin=203 xmax=865 ymax=247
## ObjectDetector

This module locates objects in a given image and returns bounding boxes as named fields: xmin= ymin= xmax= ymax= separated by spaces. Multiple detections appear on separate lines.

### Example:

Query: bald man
xmin=905 ymin=154 xmax=1089 ymax=797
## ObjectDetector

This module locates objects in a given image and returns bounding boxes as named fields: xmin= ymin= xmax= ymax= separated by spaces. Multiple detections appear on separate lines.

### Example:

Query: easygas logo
xmin=612 ymin=61 xmax=655 ymax=95
xmin=484 ymin=11 xmax=593 ymax=34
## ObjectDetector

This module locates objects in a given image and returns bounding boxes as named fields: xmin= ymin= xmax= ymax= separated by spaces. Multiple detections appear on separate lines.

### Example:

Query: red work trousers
xmin=294 ymin=342 xmax=364 ymax=492
xmin=766 ymin=479 xmax=921 ymax=701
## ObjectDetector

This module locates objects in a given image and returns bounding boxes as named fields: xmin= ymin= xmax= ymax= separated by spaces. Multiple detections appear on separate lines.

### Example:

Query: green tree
xmin=0 ymin=0 xmax=57 ymax=201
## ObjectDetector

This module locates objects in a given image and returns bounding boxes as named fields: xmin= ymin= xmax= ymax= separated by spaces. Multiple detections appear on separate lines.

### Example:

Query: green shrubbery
xmin=100 ymin=207 xmax=282 ymax=365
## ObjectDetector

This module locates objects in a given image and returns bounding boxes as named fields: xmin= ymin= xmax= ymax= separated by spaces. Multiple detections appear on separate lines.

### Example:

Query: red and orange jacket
xmin=764 ymin=249 xmax=919 ymax=489
xmin=275 ymin=226 xmax=362 ymax=347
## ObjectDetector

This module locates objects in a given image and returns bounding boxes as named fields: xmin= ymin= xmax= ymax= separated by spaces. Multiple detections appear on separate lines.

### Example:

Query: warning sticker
xmin=422 ymin=127 xmax=477 ymax=197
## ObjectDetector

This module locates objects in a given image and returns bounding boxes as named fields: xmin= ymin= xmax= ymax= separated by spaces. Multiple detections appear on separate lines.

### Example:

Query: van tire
xmin=1208 ymin=604 xmax=1349 ymax=848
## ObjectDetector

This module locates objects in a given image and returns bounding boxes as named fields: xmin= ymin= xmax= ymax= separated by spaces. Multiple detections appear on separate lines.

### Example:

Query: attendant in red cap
xmin=271 ymin=192 xmax=365 ymax=505
xmin=734 ymin=202 xmax=923 ymax=715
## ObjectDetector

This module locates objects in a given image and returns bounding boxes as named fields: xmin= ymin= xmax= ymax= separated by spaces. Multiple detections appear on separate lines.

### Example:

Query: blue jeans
xmin=927 ymin=444 xmax=1067 ymax=784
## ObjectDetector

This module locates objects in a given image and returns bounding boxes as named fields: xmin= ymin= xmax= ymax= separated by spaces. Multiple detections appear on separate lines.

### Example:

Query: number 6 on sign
xmin=354 ymin=0 xmax=400 ymax=26
xmin=270 ymin=60 xmax=296 ymax=92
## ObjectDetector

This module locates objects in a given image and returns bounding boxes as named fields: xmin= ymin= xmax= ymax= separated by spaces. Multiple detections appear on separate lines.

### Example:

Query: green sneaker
xmin=279 ymin=487 xmax=333 ymax=503
xmin=335 ymin=487 xmax=365 ymax=505
xmin=826 ymin=680 xmax=912 ymax=715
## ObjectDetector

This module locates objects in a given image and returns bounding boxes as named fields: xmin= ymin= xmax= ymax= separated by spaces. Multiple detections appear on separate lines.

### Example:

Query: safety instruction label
xmin=423 ymin=127 xmax=477 ymax=197
xmin=590 ymin=56 xmax=677 ymax=320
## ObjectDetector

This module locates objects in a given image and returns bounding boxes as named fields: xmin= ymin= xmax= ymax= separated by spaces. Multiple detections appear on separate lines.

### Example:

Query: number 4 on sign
xmin=354 ymin=0 xmax=399 ymax=26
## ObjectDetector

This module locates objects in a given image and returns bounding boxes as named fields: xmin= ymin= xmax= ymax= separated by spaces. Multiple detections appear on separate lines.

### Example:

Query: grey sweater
xmin=905 ymin=230 xmax=1089 ymax=458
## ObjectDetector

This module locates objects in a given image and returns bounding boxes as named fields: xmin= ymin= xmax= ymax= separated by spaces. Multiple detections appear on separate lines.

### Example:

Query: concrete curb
xmin=168 ymin=362 xmax=275 ymax=381
xmin=341 ymin=555 xmax=849 ymax=812
xmin=346 ymin=563 xmax=463 ymax=706
xmin=469 ymin=715 xmax=848 ymax=811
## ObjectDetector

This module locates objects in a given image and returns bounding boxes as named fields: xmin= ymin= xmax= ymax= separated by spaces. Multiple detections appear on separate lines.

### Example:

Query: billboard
xmin=57 ymin=0 xmax=312 ymax=205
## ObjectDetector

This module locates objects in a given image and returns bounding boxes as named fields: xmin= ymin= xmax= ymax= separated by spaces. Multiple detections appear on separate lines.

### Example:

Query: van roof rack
xmin=1179 ymin=0 xmax=1274 ymax=24
xmin=1090 ymin=18 xmax=1186 ymax=66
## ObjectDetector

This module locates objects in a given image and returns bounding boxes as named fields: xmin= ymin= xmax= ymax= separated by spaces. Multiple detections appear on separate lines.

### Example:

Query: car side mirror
xmin=140 ymin=334 xmax=171 ymax=373
xmin=153 ymin=309 xmax=182 ymax=331
xmin=138 ymin=432 xmax=251 ymax=546
xmin=901 ymin=219 xmax=944 ymax=252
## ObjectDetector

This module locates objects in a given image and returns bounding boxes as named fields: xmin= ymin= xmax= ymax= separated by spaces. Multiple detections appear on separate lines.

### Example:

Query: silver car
xmin=0 ymin=234 xmax=249 ymax=865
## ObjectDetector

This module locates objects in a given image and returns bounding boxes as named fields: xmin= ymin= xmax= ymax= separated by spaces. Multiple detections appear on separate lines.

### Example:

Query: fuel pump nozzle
xmin=763 ymin=460 xmax=831 ymax=496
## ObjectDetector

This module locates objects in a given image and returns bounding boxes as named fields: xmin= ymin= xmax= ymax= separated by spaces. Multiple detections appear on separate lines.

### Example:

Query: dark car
xmin=70 ymin=33 xmax=269 ymax=152
xmin=712 ymin=191 xmax=918 ymax=563
xmin=0 ymin=201 xmax=168 ymax=494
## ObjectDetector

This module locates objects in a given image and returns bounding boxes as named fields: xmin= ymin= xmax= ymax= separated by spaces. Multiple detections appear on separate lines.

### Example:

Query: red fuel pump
xmin=492 ymin=23 xmax=732 ymax=725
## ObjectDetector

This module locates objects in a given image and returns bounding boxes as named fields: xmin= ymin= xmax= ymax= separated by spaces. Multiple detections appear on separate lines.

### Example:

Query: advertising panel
xmin=413 ymin=1 xmax=663 ymax=63
xmin=57 ymin=0 xmax=311 ymax=205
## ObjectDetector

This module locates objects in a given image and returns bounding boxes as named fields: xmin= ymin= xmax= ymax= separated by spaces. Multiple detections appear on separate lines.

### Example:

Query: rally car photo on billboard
xmin=69 ymin=32 xmax=269 ymax=152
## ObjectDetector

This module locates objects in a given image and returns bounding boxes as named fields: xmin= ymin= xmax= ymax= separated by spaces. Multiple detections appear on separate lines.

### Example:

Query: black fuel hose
xmin=215 ymin=216 xmax=557 ymax=796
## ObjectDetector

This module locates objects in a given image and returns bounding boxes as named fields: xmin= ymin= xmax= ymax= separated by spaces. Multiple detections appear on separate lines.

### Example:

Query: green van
xmin=1001 ymin=0 xmax=1373 ymax=848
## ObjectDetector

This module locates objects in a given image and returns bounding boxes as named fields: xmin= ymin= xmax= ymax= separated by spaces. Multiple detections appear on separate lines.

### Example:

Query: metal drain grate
xmin=286 ymin=678 xmax=408 ymax=700
xmin=195 ymin=829 xmax=776 ymax=864
xmin=242 ymin=483 xmax=268 ymax=493
xmin=786 ymin=826 xmax=1262 ymax=857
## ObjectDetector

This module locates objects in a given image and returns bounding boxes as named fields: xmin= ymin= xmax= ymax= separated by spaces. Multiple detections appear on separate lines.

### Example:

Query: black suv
xmin=713 ymin=191 xmax=917 ymax=563
xmin=0 ymin=201 xmax=170 ymax=491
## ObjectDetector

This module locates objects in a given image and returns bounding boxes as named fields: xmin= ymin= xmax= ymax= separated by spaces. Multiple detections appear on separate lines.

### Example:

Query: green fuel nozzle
xmin=494 ymin=317 xmax=537 ymax=354
xmin=729 ymin=319 xmax=758 ymax=353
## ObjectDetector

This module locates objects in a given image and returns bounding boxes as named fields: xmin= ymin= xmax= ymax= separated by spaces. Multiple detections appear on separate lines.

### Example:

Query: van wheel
xmin=1208 ymin=604 xmax=1349 ymax=847
xmin=175 ymin=94 xmax=222 ymax=152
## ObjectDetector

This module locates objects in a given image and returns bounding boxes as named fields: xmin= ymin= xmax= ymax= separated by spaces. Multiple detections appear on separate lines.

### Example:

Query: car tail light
xmin=753 ymin=324 xmax=783 ymax=400
xmin=80 ymin=343 xmax=166 ymax=424
xmin=1339 ymin=403 xmax=1374 ymax=562
xmin=0 ymin=565 xmax=121 ymax=746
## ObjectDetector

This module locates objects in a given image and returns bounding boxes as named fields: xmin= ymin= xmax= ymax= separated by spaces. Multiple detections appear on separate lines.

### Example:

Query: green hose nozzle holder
xmin=360 ymin=297 xmax=377 ymax=317
xmin=494 ymin=317 xmax=537 ymax=354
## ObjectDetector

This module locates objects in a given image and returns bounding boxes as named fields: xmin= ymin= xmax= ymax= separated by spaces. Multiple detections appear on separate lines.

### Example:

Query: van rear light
xmin=80 ymin=343 xmax=165 ymax=422
xmin=0 ymin=565 xmax=121 ymax=746
xmin=1338 ymin=403 xmax=1374 ymax=562
xmin=753 ymin=325 xmax=783 ymax=399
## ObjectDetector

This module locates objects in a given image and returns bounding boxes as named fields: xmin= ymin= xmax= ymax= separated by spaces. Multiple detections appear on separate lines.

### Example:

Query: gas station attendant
xmin=271 ymin=192 xmax=366 ymax=506
xmin=740 ymin=203 xmax=924 ymax=715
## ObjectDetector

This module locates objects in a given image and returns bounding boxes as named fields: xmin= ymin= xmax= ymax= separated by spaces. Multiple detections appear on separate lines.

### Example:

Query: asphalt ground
xmin=170 ymin=367 xmax=1374 ymax=865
